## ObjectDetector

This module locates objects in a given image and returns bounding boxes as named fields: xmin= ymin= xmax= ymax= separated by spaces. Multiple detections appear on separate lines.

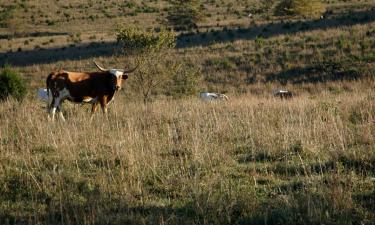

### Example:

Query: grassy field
xmin=0 ymin=90 xmax=374 ymax=224
xmin=0 ymin=0 xmax=375 ymax=224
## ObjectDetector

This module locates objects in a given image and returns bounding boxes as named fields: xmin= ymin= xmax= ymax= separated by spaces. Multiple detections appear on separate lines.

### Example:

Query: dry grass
xmin=0 ymin=88 xmax=374 ymax=224
xmin=0 ymin=0 xmax=375 ymax=224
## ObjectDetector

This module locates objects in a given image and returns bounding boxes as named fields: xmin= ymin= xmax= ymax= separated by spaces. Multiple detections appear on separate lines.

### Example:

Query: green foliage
xmin=165 ymin=0 xmax=203 ymax=31
xmin=255 ymin=36 xmax=265 ymax=49
xmin=0 ymin=65 xmax=27 ymax=101
xmin=210 ymin=58 xmax=236 ymax=70
xmin=0 ymin=5 xmax=16 ymax=28
xmin=275 ymin=0 xmax=326 ymax=18
xmin=167 ymin=64 xmax=202 ymax=98
xmin=116 ymin=27 xmax=175 ymax=54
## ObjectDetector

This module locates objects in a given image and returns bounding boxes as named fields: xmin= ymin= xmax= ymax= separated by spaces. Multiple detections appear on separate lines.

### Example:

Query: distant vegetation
xmin=275 ymin=0 xmax=326 ymax=18
xmin=116 ymin=27 xmax=176 ymax=54
xmin=165 ymin=0 xmax=203 ymax=31
xmin=0 ymin=5 xmax=16 ymax=28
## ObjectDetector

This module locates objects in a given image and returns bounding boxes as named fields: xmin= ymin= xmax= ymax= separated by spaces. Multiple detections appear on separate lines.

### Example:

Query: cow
xmin=46 ymin=61 xmax=137 ymax=121
xmin=199 ymin=92 xmax=229 ymax=101
xmin=273 ymin=89 xmax=294 ymax=99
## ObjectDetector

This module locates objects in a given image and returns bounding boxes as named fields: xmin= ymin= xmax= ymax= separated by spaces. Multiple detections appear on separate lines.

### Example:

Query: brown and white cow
xmin=46 ymin=61 xmax=137 ymax=121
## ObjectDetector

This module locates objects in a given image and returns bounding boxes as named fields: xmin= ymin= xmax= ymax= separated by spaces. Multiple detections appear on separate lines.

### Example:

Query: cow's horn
xmin=123 ymin=64 xmax=139 ymax=74
xmin=93 ymin=61 xmax=108 ymax=71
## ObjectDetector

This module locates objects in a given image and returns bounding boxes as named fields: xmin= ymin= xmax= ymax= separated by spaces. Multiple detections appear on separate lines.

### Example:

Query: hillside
xmin=0 ymin=0 xmax=374 ymax=224
xmin=0 ymin=0 xmax=374 ymax=92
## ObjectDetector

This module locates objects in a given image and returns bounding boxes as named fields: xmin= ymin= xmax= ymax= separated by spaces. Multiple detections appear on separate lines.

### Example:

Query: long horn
xmin=123 ymin=64 xmax=139 ymax=74
xmin=93 ymin=61 xmax=108 ymax=71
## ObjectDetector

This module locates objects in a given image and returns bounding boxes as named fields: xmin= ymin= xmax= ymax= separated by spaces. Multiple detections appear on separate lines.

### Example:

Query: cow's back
xmin=47 ymin=71 xmax=111 ymax=99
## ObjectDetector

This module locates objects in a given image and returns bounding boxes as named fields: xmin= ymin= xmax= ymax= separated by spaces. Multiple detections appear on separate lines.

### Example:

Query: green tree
xmin=165 ymin=0 xmax=203 ymax=31
xmin=166 ymin=63 xmax=202 ymax=98
xmin=116 ymin=27 xmax=175 ymax=54
xmin=275 ymin=0 xmax=325 ymax=18
xmin=117 ymin=27 xmax=176 ymax=103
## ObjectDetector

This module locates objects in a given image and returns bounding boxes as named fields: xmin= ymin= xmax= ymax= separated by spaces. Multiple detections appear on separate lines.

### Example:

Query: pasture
xmin=1 ymin=90 xmax=374 ymax=224
xmin=0 ymin=0 xmax=374 ymax=224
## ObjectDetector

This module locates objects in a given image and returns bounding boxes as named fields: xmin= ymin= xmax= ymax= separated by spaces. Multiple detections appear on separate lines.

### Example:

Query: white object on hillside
xmin=199 ymin=92 xmax=229 ymax=101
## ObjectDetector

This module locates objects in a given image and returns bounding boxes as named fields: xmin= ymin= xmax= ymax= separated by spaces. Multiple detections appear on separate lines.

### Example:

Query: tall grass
xmin=0 ymin=89 xmax=374 ymax=224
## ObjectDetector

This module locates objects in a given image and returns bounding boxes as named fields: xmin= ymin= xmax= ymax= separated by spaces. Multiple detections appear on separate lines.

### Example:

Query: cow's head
xmin=94 ymin=61 xmax=137 ymax=91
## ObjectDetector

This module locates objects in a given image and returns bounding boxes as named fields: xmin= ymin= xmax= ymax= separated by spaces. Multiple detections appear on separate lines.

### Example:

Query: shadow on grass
xmin=0 ymin=41 xmax=120 ymax=67
xmin=176 ymin=9 xmax=375 ymax=48
xmin=0 ymin=167 xmax=372 ymax=225
xmin=0 ymin=31 xmax=69 ymax=40
xmin=267 ymin=156 xmax=374 ymax=177
xmin=265 ymin=58 xmax=374 ymax=84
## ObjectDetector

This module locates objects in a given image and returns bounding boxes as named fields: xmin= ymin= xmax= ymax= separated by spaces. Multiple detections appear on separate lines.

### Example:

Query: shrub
xmin=0 ymin=65 xmax=27 ymax=101
xmin=167 ymin=64 xmax=202 ymax=98
xmin=275 ymin=0 xmax=326 ymax=18
xmin=165 ymin=0 xmax=203 ymax=31
xmin=117 ymin=28 xmax=176 ymax=103
xmin=116 ymin=27 xmax=175 ymax=54
xmin=0 ymin=5 xmax=16 ymax=28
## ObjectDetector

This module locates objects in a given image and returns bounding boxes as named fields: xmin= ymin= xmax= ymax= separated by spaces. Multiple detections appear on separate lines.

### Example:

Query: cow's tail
xmin=46 ymin=73 xmax=53 ymax=112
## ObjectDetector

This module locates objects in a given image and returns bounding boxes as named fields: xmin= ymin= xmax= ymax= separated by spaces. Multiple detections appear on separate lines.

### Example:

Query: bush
xmin=117 ymin=28 xmax=176 ymax=103
xmin=275 ymin=0 xmax=325 ymax=18
xmin=116 ymin=27 xmax=175 ymax=54
xmin=0 ymin=5 xmax=16 ymax=28
xmin=167 ymin=64 xmax=202 ymax=98
xmin=165 ymin=0 xmax=203 ymax=31
xmin=0 ymin=65 xmax=27 ymax=101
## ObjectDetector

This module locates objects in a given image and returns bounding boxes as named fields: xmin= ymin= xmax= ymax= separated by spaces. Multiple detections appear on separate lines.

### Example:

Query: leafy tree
xmin=165 ymin=0 xmax=203 ymax=31
xmin=166 ymin=63 xmax=202 ymax=98
xmin=116 ymin=27 xmax=175 ymax=54
xmin=275 ymin=0 xmax=325 ymax=18
xmin=117 ymin=27 xmax=176 ymax=103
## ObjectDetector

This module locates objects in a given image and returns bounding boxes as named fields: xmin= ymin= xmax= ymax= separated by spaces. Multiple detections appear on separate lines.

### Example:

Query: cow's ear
xmin=122 ymin=75 xmax=129 ymax=80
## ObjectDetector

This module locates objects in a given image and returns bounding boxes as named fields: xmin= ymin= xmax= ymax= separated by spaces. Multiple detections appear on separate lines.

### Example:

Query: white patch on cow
xmin=109 ymin=69 xmax=124 ymax=78
xmin=83 ymin=97 xmax=98 ymax=103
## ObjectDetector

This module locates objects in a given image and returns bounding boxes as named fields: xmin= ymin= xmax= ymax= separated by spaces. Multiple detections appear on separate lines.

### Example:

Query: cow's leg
xmin=57 ymin=106 xmax=66 ymax=122
xmin=90 ymin=102 xmax=99 ymax=121
xmin=99 ymin=97 xmax=108 ymax=114
xmin=49 ymin=98 xmax=62 ymax=121
xmin=47 ymin=98 xmax=55 ymax=120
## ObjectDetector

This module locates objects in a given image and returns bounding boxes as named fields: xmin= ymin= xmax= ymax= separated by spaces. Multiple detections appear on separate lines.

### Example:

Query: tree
xmin=117 ymin=27 xmax=176 ymax=103
xmin=166 ymin=63 xmax=202 ymax=98
xmin=275 ymin=0 xmax=325 ymax=19
xmin=165 ymin=0 xmax=203 ymax=31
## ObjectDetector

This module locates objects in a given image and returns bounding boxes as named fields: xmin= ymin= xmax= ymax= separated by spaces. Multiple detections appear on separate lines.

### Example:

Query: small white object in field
xmin=199 ymin=92 xmax=229 ymax=101
xmin=273 ymin=89 xmax=294 ymax=99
